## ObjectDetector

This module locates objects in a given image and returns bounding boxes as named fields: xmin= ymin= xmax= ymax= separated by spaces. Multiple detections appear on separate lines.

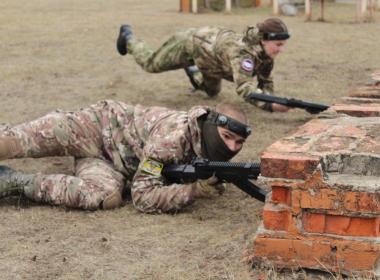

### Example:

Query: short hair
xmin=215 ymin=103 xmax=248 ymax=125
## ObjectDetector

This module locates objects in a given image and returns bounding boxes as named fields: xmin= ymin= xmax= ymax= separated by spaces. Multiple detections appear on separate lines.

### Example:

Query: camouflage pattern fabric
xmin=127 ymin=26 xmax=274 ymax=109
xmin=1 ymin=100 xmax=208 ymax=212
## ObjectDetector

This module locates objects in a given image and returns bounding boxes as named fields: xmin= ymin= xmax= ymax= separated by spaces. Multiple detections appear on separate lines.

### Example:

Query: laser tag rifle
xmin=247 ymin=93 xmax=330 ymax=114
xmin=162 ymin=158 xmax=267 ymax=202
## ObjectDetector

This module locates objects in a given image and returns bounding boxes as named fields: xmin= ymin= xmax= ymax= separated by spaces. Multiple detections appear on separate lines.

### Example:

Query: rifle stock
xmin=162 ymin=158 xmax=267 ymax=202
xmin=248 ymin=93 xmax=329 ymax=114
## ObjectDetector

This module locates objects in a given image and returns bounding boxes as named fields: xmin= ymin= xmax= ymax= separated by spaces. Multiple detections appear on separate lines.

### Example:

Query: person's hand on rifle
xmin=271 ymin=103 xmax=291 ymax=112
xmin=191 ymin=175 xmax=226 ymax=198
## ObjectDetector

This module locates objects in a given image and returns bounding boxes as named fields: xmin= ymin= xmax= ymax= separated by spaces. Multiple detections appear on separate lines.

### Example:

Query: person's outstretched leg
xmin=0 ymin=158 xmax=126 ymax=210
xmin=116 ymin=25 xmax=195 ymax=73
xmin=0 ymin=107 xmax=103 ymax=162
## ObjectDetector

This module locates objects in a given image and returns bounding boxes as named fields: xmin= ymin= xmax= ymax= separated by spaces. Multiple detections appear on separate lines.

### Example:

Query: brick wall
xmin=251 ymin=73 xmax=380 ymax=277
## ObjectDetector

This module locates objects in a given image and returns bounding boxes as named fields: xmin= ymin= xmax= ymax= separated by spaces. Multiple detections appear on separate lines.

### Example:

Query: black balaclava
xmin=199 ymin=111 xmax=251 ymax=161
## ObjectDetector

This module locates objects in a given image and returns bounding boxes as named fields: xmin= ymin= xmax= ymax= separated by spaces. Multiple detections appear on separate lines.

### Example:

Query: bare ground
xmin=0 ymin=0 xmax=380 ymax=279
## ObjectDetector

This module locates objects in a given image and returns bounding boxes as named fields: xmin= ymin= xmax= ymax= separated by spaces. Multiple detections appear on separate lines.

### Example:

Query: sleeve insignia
xmin=241 ymin=58 xmax=254 ymax=72
xmin=141 ymin=158 xmax=164 ymax=176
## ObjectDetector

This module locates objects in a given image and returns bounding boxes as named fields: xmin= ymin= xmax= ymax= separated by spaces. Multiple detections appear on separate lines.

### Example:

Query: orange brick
xmin=261 ymin=152 xmax=320 ymax=179
xmin=344 ymin=192 xmax=380 ymax=214
xmin=324 ymin=215 xmax=351 ymax=235
xmin=291 ymin=119 xmax=332 ymax=138
xmin=300 ymin=189 xmax=339 ymax=210
xmin=271 ymin=186 xmax=291 ymax=205
xmin=314 ymin=135 xmax=358 ymax=152
xmin=302 ymin=212 xmax=325 ymax=233
xmin=348 ymin=85 xmax=380 ymax=98
xmin=344 ymin=217 xmax=379 ymax=237
xmin=331 ymin=125 xmax=366 ymax=138
xmin=331 ymin=104 xmax=380 ymax=117
xmin=262 ymin=204 xmax=291 ymax=231
xmin=303 ymin=213 xmax=380 ymax=237
xmin=252 ymin=236 xmax=380 ymax=276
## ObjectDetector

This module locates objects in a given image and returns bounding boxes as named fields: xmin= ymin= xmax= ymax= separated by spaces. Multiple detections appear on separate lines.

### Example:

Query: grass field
xmin=0 ymin=0 xmax=379 ymax=279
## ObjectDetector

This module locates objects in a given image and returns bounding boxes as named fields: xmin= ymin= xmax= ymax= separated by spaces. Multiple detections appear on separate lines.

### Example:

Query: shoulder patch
xmin=241 ymin=58 xmax=254 ymax=72
xmin=141 ymin=158 xmax=163 ymax=177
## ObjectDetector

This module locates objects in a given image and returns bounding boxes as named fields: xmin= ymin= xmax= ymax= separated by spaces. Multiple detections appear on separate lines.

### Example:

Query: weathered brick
xmin=331 ymin=125 xmax=366 ymax=138
xmin=253 ymin=91 xmax=380 ymax=276
xmin=342 ymin=96 xmax=380 ymax=105
xmin=344 ymin=191 xmax=380 ymax=214
xmin=261 ymin=152 xmax=320 ymax=179
xmin=299 ymin=188 xmax=380 ymax=214
xmin=252 ymin=236 xmax=380 ymax=276
xmin=331 ymin=104 xmax=380 ymax=117
xmin=302 ymin=212 xmax=325 ymax=233
xmin=271 ymin=186 xmax=291 ymax=205
xmin=348 ymin=85 xmax=380 ymax=98
xmin=300 ymin=189 xmax=338 ymax=210
xmin=262 ymin=203 xmax=291 ymax=231
xmin=303 ymin=212 xmax=380 ymax=237
xmin=291 ymin=120 xmax=332 ymax=138
xmin=313 ymin=135 xmax=360 ymax=152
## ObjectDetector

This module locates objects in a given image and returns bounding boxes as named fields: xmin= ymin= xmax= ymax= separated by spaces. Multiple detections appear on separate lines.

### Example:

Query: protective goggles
xmin=262 ymin=32 xmax=290 ymax=41
xmin=207 ymin=111 xmax=251 ymax=139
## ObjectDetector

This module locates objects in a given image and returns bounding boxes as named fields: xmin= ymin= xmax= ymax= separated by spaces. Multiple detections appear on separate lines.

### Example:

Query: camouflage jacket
xmin=191 ymin=26 xmax=274 ymax=98
xmin=94 ymin=100 xmax=207 ymax=213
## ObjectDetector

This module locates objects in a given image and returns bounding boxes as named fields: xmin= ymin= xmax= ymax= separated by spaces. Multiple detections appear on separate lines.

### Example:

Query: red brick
xmin=300 ymin=189 xmax=338 ymax=209
xmin=342 ymin=96 xmax=380 ymax=105
xmin=331 ymin=125 xmax=366 ymax=138
xmin=252 ymin=236 xmax=380 ymax=276
xmin=324 ymin=215 xmax=351 ymax=235
xmin=344 ymin=192 xmax=380 ymax=214
xmin=303 ymin=213 xmax=379 ymax=237
xmin=314 ymin=135 xmax=359 ymax=152
xmin=271 ymin=186 xmax=291 ymax=205
xmin=261 ymin=152 xmax=320 ymax=179
xmin=291 ymin=120 xmax=332 ymax=138
xmin=302 ymin=212 xmax=325 ymax=233
xmin=262 ymin=204 xmax=291 ymax=231
xmin=331 ymin=104 xmax=380 ymax=117
xmin=344 ymin=217 xmax=379 ymax=237
xmin=348 ymin=85 xmax=380 ymax=98
xmin=299 ymin=186 xmax=379 ymax=215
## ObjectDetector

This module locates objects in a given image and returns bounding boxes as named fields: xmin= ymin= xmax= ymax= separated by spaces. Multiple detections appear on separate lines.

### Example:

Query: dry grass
xmin=0 ymin=0 xmax=379 ymax=279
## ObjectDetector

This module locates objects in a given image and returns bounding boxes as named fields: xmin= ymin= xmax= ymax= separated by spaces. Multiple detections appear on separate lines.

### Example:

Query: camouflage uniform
xmin=128 ymin=27 xmax=274 ymax=108
xmin=1 ymin=100 xmax=207 ymax=212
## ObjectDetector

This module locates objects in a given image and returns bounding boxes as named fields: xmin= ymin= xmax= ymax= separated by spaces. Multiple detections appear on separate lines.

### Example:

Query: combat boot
xmin=0 ymin=165 xmax=35 ymax=199
xmin=184 ymin=65 xmax=204 ymax=91
xmin=116 ymin=24 xmax=134 ymax=56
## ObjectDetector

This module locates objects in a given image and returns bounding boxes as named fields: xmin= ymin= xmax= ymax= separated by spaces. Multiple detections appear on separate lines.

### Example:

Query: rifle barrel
xmin=248 ymin=93 xmax=329 ymax=113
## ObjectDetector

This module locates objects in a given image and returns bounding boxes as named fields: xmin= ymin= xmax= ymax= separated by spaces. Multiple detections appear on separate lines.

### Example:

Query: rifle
xmin=162 ymin=158 xmax=267 ymax=202
xmin=247 ymin=93 xmax=330 ymax=114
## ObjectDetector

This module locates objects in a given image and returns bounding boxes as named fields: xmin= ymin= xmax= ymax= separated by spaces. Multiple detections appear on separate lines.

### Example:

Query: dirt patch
xmin=1 ymin=0 xmax=380 ymax=279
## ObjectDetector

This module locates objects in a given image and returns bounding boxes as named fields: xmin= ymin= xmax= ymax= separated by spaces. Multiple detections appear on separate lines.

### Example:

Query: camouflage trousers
xmin=1 ymin=107 xmax=126 ymax=210
xmin=128 ymin=29 xmax=222 ymax=96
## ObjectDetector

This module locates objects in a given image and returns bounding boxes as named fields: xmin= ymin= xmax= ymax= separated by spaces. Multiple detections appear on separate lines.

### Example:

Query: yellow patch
xmin=141 ymin=158 xmax=163 ymax=176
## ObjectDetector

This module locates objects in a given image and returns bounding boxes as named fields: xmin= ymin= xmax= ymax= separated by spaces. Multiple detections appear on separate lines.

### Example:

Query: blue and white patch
xmin=241 ymin=58 xmax=254 ymax=72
